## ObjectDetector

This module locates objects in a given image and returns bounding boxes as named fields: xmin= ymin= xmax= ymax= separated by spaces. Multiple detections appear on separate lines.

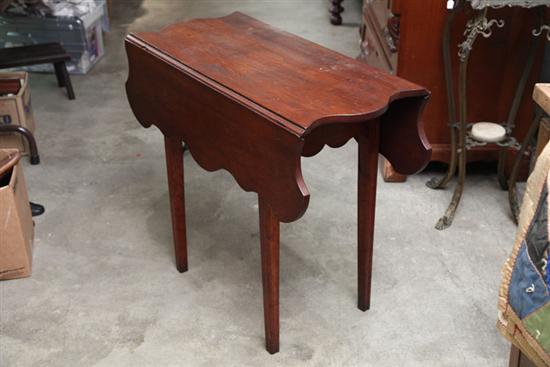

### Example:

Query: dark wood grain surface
xmin=126 ymin=12 xmax=431 ymax=222
xmin=129 ymin=12 xmax=428 ymax=135
xmin=125 ymin=12 xmax=431 ymax=353
xmin=259 ymin=196 xmax=280 ymax=354
xmin=164 ymin=136 xmax=188 ymax=273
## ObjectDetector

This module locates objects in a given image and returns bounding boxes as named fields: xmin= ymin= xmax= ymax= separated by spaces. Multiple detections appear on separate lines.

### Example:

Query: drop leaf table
xmin=125 ymin=12 xmax=431 ymax=354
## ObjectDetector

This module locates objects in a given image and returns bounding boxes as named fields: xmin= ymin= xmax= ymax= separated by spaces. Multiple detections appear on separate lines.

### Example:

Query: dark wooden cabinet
xmin=358 ymin=0 xmax=546 ymax=181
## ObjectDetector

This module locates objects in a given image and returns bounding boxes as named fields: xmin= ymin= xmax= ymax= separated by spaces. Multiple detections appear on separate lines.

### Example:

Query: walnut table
xmin=125 ymin=12 xmax=431 ymax=354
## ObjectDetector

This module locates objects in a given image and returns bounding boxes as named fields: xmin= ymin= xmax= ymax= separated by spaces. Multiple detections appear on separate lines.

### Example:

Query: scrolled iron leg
xmin=435 ymin=23 xmax=474 ymax=230
xmin=427 ymin=9 xmax=458 ymax=190
xmin=433 ymin=8 xmax=504 ymax=229
xmin=497 ymin=153 xmax=509 ymax=190
xmin=435 ymin=108 xmax=467 ymax=230
xmin=435 ymin=70 xmax=469 ymax=229
xmin=425 ymin=152 xmax=457 ymax=189
xmin=435 ymin=145 xmax=466 ymax=230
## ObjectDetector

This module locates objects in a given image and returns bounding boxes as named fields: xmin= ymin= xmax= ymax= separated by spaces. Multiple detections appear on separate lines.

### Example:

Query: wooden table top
xmin=126 ymin=12 xmax=427 ymax=137
xmin=125 ymin=12 xmax=431 ymax=222
xmin=124 ymin=13 xmax=432 ymax=353
xmin=534 ymin=83 xmax=550 ymax=116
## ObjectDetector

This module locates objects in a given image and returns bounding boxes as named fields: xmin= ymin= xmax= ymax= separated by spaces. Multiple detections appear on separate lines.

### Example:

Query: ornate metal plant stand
xmin=428 ymin=0 xmax=550 ymax=230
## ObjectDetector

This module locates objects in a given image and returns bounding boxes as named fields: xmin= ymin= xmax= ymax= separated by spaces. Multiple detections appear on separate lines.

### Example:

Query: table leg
xmin=164 ymin=136 xmax=188 ymax=273
xmin=435 ymin=49 xmax=470 ymax=230
xmin=53 ymin=62 xmax=65 ymax=87
xmin=259 ymin=196 xmax=280 ymax=354
xmin=55 ymin=61 xmax=75 ymax=100
xmin=357 ymin=121 xmax=380 ymax=311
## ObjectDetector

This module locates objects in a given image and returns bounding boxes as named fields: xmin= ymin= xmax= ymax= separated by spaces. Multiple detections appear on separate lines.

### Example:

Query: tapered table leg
xmin=259 ymin=196 xmax=280 ymax=354
xmin=357 ymin=121 xmax=380 ymax=311
xmin=164 ymin=136 xmax=188 ymax=273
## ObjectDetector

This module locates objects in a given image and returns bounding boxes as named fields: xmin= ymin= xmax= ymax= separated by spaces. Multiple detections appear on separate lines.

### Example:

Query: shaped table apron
xmin=125 ymin=40 xmax=429 ymax=222
xmin=124 ymin=12 xmax=431 ymax=355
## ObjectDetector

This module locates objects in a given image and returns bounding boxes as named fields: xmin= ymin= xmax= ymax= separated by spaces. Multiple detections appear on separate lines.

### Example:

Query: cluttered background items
xmin=0 ymin=0 xmax=109 ymax=74
xmin=1 ymin=0 xmax=100 ymax=17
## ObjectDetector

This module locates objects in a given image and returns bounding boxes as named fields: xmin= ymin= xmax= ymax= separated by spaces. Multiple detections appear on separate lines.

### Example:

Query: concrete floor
xmin=1 ymin=1 xmax=518 ymax=366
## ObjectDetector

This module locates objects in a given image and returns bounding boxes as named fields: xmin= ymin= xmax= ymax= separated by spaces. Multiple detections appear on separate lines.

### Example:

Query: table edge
xmin=126 ymin=31 xmax=429 ymax=138
xmin=126 ymin=34 xmax=306 ymax=137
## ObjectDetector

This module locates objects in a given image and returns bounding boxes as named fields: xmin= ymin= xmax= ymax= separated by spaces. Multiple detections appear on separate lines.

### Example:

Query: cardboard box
xmin=0 ymin=149 xmax=34 ymax=280
xmin=0 ymin=72 xmax=36 ymax=155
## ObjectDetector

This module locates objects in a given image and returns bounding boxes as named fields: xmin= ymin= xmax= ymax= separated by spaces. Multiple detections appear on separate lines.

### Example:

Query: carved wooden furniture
xmin=125 ymin=12 xmax=431 ymax=354
xmin=356 ymin=0 xmax=547 ymax=184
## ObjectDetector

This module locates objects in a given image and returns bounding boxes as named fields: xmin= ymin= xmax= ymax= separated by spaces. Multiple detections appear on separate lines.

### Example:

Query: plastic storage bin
xmin=0 ymin=0 xmax=109 ymax=74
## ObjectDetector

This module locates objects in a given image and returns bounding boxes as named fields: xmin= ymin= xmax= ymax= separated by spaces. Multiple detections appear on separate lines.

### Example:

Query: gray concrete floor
xmin=1 ymin=1 xmax=517 ymax=366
